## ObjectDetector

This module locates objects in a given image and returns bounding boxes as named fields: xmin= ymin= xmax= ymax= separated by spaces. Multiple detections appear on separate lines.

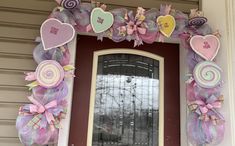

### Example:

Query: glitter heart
xmin=40 ymin=18 xmax=75 ymax=50
xmin=157 ymin=15 xmax=176 ymax=37
xmin=190 ymin=35 xmax=220 ymax=61
xmin=90 ymin=8 xmax=114 ymax=33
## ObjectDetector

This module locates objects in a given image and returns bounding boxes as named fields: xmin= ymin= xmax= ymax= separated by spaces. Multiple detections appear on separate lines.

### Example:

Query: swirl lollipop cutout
xmin=188 ymin=17 xmax=207 ymax=27
xmin=36 ymin=60 xmax=65 ymax=88
xmin=193 ymin=61 xmax=222 ymax=88
xmin=60 ymin=0 xmax=80 ymax=10
xmin=25 ymin=60 xmax=74 ymax=89
xmin=188 ymin=9 xmax=207 ymax=27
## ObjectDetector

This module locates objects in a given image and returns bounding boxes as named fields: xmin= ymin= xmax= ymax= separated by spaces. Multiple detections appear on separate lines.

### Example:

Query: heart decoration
xmin=90 ymin=8 xmax=114 ymax=33
xmin=40 ymin=18 xmax=75 ymax=50
xmin=157 ymin=15 xmax=176 ymax=38
xmin=190 ymin=35 xmax=220 ymax=61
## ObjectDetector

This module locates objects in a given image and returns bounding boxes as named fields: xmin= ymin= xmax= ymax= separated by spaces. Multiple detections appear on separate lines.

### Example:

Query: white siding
xmin=0 ymin=0 xmax=56 ymax=145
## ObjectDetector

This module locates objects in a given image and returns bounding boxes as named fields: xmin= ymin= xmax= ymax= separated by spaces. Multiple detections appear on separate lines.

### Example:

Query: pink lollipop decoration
xmin=188 ymin=9 xmax=207 ymax=27
xmin=193 ymin=61 xmax=222 ymax=88
xmin=188 ymin=17 xmax=207 ymax=27
xmin=25 ymin=60 xmax=74 ymax=89
xmin=36 ymin=60 xmax=65 ymax=88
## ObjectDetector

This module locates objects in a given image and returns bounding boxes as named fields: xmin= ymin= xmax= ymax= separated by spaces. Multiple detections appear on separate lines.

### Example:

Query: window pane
xmin=92 ymin=54 xmax=160 ymax=146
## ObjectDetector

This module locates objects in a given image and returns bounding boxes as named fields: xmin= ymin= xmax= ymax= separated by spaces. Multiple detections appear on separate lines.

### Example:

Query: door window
xmin=88 ymin=52 xmax=164 ymax=146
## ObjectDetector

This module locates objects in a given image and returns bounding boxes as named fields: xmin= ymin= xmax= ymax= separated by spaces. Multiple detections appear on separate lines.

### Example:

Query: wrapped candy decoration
xmin=25 ymin=60 xmax=74 ymax=89
xmin=16 ymin=82 xmax=68 ymax=146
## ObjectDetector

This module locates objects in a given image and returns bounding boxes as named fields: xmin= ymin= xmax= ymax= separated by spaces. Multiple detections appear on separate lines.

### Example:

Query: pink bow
xmin=158 ymin=33 xmax=165 ymax=42
xmin=192 ymin=100 xmax=222 ymax=114
xmin=160 ymin=4 xmax=172 ymax=15
xmin=188 ymin=95 xmax=224 ymax=123
xmin=25 ymin=72 xmax=36 ymax=81
xmin=86 ymin=24 xmax=92 ymax=32
xmin=55 ymin=0 xmax=61 ymax=5
xmin=28 ymin=96 xmax=57 ymax=125
xmin=126 ymin=21 xmax=147 ymax=47
xmin=164 ymin=5 xmax=172 ymax=15
xmin=188 ymin=95 xmax=223 ymax=117
xmin=126 ymin=21 xmax=147 ymax=35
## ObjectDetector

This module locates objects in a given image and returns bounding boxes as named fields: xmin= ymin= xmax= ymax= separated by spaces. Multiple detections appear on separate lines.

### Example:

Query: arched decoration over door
xmin=15 ymin=1 xmax=225 ymax=146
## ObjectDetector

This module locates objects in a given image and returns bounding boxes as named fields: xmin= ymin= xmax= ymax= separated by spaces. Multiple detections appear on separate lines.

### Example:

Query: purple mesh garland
xmin=187 ymin=113 xmax=225 ymax=145
xmin=186 ymin=81 xmax=225 ymax=145
xmin=16 ymin=82 xmax=68 ymax=146
xmin=33 ymin=43 xmax=70 ymax=66
xmin=16 ymin=3 xmax=225 ymax=146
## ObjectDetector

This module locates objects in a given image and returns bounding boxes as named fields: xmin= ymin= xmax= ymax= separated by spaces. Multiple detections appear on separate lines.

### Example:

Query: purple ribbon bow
xmin=19 ymin=95 xmax=66 ymax=131
xmin=188 ymin=95 xmax=224 ymax=124
xmin=126 ymin=21 xmax=147 ymax=36
xmin=28 ymin=95 xmax=57 ymax=125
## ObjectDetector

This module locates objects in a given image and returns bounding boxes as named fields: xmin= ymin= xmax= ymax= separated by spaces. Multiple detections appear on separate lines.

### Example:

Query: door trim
xmin=87 ymin=49 xmax=164 ymax=146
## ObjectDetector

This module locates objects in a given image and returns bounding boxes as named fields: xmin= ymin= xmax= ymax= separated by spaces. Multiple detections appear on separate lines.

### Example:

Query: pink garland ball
xmin=187 ymin=113 xmax=225 ymax=145
xmin=36 ymin=60 xmax=65 ymax=88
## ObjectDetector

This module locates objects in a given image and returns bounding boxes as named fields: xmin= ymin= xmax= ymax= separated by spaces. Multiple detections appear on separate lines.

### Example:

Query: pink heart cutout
xmin=190 ymin=35 xmax=220 ymax=61
xmin=40 ymin=18 xmax=75 ymax=50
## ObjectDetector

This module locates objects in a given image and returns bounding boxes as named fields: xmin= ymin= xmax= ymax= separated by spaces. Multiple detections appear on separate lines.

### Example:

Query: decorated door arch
xmin=16 ymin=0 xmax=225 ymax=146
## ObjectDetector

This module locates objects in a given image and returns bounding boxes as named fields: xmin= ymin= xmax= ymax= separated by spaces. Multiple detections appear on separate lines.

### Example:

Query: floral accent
xmin=116 ymin=7 xmax=147 ymax=46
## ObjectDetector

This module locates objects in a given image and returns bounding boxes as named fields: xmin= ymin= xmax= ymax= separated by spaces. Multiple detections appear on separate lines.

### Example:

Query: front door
xmin=69 ymin=35 xmax=180 ymax=146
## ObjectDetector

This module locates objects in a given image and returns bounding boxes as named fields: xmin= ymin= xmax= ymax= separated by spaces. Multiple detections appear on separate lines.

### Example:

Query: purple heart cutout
xmin=40 ymin=18 xmax=75 ymax=50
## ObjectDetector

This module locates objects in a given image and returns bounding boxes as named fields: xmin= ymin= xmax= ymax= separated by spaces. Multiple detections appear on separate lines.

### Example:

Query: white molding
xmin=202 ymin=0 xmax=235 ymax=145
xmin=225 ymin=0 xmax=235 ymax=145
xmin=58 ymin=36 xmax=77 ymax=146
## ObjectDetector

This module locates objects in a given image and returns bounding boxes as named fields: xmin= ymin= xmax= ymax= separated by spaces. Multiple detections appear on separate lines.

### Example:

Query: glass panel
xmin=92 ymin=54 xmax=160 ymax=146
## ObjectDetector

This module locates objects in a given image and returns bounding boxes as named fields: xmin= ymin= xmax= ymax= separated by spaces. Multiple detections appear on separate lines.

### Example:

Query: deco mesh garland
xmin=16 ymin=0 xmax=225 ymax=145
